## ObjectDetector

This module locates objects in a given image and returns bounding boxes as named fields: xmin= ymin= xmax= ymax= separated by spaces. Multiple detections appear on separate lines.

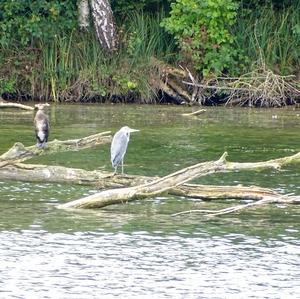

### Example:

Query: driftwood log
xmin=0 ymin=162 xmax=286 ymax=202
xmin=0 ymin=100 xmax=34 ymax=111
xmin=58 ymin=151 xmax=300 ymax=209
xmin=0 ymin=131 xmax=111 ymax=167
xmin=182 ymin=109 xmax=206 ymax=117
xmin=1 ymin=131 xmax=299 ymax=215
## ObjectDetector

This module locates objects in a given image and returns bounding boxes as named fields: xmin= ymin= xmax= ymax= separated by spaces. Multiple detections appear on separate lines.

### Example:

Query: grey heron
xmin=34 ymin=103 xmax=50 ymax=148
xmin=111 ymin=126 xmax=140 ymax=174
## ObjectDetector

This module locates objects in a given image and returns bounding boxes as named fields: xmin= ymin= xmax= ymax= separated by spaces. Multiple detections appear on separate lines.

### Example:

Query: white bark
xmin=78 ymin=0 xmax=90 ymax=29
xmin=91 ymin=0 xmax=117 ymax=52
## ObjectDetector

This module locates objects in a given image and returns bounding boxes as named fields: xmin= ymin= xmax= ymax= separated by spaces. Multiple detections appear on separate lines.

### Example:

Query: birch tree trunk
xmin=90 ymin=0 xmax=117 ymax=52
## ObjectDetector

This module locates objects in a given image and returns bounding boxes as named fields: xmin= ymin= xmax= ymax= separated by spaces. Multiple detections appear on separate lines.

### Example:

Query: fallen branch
xmin=174 ymin=184 xmax=278 ymax=201
xmin=0 ymin=131 xmax=112 ymax=167
xmin=0 ymin=101 xmax=34 ymax=111
xmin=58 ymin=153 xmax=227 ymax=209
xmin=150 ymin=57 xmax=192 ymax=104
xmin=58 ymin=151 xmax=300 ymax=209
xmin=0 ymin=163 xmax=115 ymax=185
xmin=224 ymin=151 xmax=300 ymax=171
xmin=183 ymin=80 xmax=251 ymax=91
xmin=167 ymin=78 xmax=192 ymax=103
xmin=182 ymin=109 xmax=206 ymax=116
xmin=0 ymin=162 xmax=280 ymax=201
xmin=172 ymin=194 xmax=300 ymax=217
xmin=1 ymin=130 xmax=298 ymax=212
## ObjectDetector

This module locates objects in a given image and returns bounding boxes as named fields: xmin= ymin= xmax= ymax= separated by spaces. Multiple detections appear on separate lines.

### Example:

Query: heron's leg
xmin=121 ymin=159 xmax=124 ymax=174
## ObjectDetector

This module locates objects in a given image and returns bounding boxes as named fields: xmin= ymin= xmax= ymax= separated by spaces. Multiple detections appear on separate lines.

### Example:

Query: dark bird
xmin=111 ymin=126 xmax=139 ymax=174
xmin=34 ymin=103 xmax=50 ymax=148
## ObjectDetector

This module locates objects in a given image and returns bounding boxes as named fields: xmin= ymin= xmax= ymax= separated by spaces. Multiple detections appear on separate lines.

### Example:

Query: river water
xmin=0 ymin=104 xmax=299 ymax=298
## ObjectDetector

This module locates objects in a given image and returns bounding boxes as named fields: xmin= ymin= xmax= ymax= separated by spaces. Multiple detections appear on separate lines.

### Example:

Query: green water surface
xmin=0 ymin=104 xmax=299 ymax=298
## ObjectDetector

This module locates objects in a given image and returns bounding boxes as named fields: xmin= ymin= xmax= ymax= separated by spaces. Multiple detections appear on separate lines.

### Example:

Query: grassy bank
xmin=0 ymin=5 xmax=299 ymax=106
xmin=0 ymin=13 xmax=175 ymax=103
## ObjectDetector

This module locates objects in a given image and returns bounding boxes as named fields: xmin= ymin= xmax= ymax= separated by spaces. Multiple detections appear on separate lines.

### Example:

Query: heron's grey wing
xmin=111 ymin=131 xmax=129 ymax=167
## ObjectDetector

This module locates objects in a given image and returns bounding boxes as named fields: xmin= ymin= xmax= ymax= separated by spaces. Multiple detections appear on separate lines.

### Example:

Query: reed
xmin=234 ymin=3 xmax=300 ymax=75
xmin=6 ymin=12 xmax=173 ymax=102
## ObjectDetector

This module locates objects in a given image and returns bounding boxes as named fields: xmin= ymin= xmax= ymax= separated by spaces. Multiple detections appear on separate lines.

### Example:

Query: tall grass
xmin=39 ymin=31 xmax=109 ymax=102
xmin=121 ymin=11 xmax=175 ymax=62
xmin=0 ymin=12 xmax=175 ymax=102
xmin=234 ymin=3 xmax=300 ymax=75
xmin=117 ymin=11 xmax=176 ymax=100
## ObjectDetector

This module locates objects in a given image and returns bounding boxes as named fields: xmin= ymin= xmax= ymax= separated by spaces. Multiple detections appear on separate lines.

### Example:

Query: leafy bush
xmin=0 ymin=0 xmax=77 ymax=47
xmin=161 ymin=0 xmax=241 ymax=76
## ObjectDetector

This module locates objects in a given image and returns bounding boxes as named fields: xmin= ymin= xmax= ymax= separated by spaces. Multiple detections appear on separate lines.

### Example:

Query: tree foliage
xmin=0 ymin=0 xmax=77 ymax=47
xmin=161 ymin=0 xmax=241 ymax=76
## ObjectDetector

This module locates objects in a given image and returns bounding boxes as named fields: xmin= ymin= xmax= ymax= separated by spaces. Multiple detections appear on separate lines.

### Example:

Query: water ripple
xmin=0 ymin=230 xmax=299 ymax=298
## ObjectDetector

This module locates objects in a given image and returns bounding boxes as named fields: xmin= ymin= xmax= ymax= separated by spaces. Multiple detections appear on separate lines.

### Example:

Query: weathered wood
xmin=182 ymin=109 xmax=206 ymax=116
xmin=224 ymin=151 xmax=300 ymax=170
xmin=58 ymin=151 xmax=300 ymax=209
xmin=0 ymin=162 xmax=279 ymax=201
xmin=1 ymin=128 xmax=298 ymax=212
xmin=0 ymin=163 xmax=113 ymax=185
xmin=0 ymin=131 xmax=112 ymax=167
xmin=150 ymin=58 xmax=192 ymax=104
xmin=172 ymin=194 xmax=300 ymax=217
xmin=0 ymin=101 xmax=34 ymax=111
xmin=58 ymin=155 xmax=226 ymax=209
xmin=174 ymin=184 xmax=278 ymax=200
xmin=167 ymin=78 xmax=192 ymax=103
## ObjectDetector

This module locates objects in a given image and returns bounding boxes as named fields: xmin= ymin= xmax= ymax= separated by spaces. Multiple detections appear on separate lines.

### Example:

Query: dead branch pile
xmin=224 ymin=69 xmax=300 ymax=107
xmin=183 ymin=67 xmax=300 ymax=107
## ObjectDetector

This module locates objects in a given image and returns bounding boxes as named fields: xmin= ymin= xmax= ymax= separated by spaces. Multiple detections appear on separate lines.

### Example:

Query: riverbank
xmin=1 ymin=4 xmax=299 ymax=107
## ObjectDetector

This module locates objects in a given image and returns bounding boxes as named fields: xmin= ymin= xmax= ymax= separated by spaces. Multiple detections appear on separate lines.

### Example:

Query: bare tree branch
xmin=0 ymin=131 xmax=112 ymax=167
xmin=58 ymin=151 xmax=300 ymax=209
xmin=172 ymin=194 xmax=300 ymax=217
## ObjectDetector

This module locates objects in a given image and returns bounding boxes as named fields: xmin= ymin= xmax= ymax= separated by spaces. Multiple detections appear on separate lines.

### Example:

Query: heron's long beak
xmin=128 ymin=128 xmax=140 ymax=133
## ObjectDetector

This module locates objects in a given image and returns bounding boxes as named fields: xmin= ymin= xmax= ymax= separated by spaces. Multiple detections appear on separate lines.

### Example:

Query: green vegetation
xmin=0 ymin=0 xmax=77 ymax=47
xmin=161 ymin=0 xmax=241 ymax=76
xmin=234 ymin=3 xmax=300 ymax=75
xmin=0 ymin=0 xmax=299 ymax=106
xmin=0 ymin=11 xmax=174 ymax=102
